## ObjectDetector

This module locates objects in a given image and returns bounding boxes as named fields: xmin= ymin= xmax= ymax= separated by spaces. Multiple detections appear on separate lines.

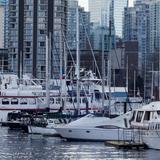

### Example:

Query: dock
xmin=105 ymin=140 xmax=147 ymax=150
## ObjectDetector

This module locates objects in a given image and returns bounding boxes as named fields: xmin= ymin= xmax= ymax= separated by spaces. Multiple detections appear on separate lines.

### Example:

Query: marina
xmin=0 ymin=127 xmax=159 ymax=160
xmin=1 ymin=0 xmax=160 ymax=159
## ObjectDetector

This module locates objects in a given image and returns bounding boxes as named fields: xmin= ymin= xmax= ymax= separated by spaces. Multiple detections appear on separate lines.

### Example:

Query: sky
xmin=78 ymin=0 xmax=134 ymax=11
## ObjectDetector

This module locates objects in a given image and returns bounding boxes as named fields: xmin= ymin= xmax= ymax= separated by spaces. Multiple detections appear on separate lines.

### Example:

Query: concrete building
xmin=8 ymin=0 xmax=67 ymax=79
xmin=52 ymin=0 xmax=68 ymax=79
xmin=124 ymin=41 xmax=139 ymax=96
xmin=0 ymin=48 xmax=8 ymax=72
xmin=0 ymin=1 xmax=5 ymax=48
xmin=68 ymin=42 xmax=127 ymax=88
xmin=0 ymin=0 xmax=8 ymax=48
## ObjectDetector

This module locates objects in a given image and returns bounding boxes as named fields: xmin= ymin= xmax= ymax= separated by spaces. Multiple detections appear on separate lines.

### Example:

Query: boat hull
xmin=55 ymin=127 xmax=134 ymax=141
xmin=142 ymin=131 xmax=160 ymax=150
xmin=28 ymin=126 xmax=58 ymax=136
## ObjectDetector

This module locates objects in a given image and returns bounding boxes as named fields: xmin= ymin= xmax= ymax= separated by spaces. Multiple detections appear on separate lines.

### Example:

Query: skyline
xmin=78 ymin=0 xmax=134 ymax=11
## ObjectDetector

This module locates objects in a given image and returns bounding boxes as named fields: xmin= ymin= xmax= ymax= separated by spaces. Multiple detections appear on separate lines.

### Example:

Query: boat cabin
xmin=131 ymin=102 xmax=160 ymax=129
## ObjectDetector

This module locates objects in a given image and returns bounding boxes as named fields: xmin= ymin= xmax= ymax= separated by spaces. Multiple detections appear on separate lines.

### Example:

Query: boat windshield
xmin=85 ymin=114 xmax=95 ymax=118
xmin=143 ymin=111 xmax=150 ymax=121
xmin=136 ymin=111 xmax=144 ymax=122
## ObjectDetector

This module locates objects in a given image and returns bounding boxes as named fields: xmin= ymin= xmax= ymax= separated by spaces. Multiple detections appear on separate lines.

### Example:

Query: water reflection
xmin=0 ymin=128 xmax=159 ymax=160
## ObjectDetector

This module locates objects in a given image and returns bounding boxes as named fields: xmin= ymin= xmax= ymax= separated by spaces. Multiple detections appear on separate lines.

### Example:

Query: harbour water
xmin=0 ymin=127 xmax=159 ymax=160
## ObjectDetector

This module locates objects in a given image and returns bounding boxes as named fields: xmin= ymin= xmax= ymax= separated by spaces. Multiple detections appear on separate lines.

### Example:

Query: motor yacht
xmin=55 ymin=112 xmax=134 ymax=141
xmin=131 ymin=101 xmax=160 ymax=149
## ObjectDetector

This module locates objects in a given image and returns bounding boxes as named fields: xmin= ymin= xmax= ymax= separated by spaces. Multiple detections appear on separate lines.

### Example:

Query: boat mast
xmin=76 ymin=4 xmax=80 ymax=114
xmin=1 ymin=56 xmax=4 ymax=73
xmin=63 ymin=33 xmax=67 ymax=108
xmin=46 ymin=34 xmax=50 ymax=110
xmin=101 ymin=11 xmax=105 ymax=110
xmin=60 ymin=30 xmax=63 ymax=108
xmin=108 ymin=20 xmax=112 ymax=116
xmin=134 ymin=70 xmax=136 ymax=98
xmin=126 ymin=56 xmax=128 ymax=93
xmin=107 ymin=0 xmax=114 ymax=116
xmin=20 ymin=50 xmax=23 ymax=80
xmin=151 ymin=63 xmax=154 ymax=100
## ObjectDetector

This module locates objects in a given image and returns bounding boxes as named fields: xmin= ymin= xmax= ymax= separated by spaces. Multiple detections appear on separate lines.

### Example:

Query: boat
xmin=131 ymin=101 xmax=160 ymax=149
xmin=0 ymin=74 xmax=48 ymax=122
xmin=0 ymin=72 xmax=140 ymax=122
xmin=28 ymin=116 xmax=58 ymax=136
xmin=55 ymin=112 xmax=135 ymax=141
xmin=54 ymin=4 xmax=143 ymax=142
xmin=28 ymin=113 xmax=74 ymax=136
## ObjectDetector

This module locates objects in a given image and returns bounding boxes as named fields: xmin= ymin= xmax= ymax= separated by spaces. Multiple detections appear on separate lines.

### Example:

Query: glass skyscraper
xmin=114 ymin=0 xmax=128 ymax=37
xmin=67 ymin=0 xmax=90 ymax=50
xmin=89 ymin=0 xmax=128 ymax=37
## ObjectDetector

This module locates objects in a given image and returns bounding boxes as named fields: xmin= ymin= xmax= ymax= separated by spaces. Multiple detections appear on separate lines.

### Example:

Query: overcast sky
xmin=78 ymin=0 xmax=134 ymax=11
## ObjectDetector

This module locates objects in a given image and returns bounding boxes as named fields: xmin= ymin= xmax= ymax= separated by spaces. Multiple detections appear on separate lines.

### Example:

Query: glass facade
xmin=89 ymin=0 xmax=127 ymax=37
xmin=67 ymin=0 xmax=90 ymax=50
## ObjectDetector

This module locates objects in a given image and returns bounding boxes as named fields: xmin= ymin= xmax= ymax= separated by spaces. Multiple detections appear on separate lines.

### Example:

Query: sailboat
xmin=55 ymin=2 xmax=135 ymax=141
xmin=28 ymin=34 xmax=70 ymax=136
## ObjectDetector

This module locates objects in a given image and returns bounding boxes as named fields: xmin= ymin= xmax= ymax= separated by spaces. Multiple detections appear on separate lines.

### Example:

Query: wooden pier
xmin=105 ymin=140 xmax=147 ymax=150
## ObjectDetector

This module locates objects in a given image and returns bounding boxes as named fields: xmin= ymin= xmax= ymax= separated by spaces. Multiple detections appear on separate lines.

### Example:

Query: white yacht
xmin=0 ymin=74 xmax=47 ymax=122
xmin=131 ymin=101 xmax=160 ymax=149
xmin=0 ymin=73 xmax=142 ymax=123
xmin=55 ymin=112 xmax=134 ymax=141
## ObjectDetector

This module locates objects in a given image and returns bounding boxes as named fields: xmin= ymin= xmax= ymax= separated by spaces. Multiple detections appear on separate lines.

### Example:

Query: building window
xmin=40 ymin=30 xmax=45 ymax=34
xmin=26 ymin=48 xmax=30 ymax=52
xmin=25 ymin=54 xmax=30 ymax=59
xmin=40 ymin=42 xmax=45 ymax=47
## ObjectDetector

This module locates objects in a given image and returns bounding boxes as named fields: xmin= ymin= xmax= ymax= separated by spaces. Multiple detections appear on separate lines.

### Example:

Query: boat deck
xmin=105 ymin=140 xmax=147 ymax=150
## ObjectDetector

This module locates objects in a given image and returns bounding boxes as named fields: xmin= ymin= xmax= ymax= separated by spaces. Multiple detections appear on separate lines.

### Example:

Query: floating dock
xmin=105 ymin=140 xmax=147 ymax=150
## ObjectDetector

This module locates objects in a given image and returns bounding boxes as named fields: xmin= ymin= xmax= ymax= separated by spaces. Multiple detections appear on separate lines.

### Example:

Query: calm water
xmin=0 ymin=127 xmax=160 ymax=160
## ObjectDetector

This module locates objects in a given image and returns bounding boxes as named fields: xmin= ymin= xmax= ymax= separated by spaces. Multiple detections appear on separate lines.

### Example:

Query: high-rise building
xmin=114 ymin=0 xmax=128 ymax=37
xmin=123 ymin=0 xmax=160 ymax=98
xmin=149 ymin=0 xmax=160 ymax=99
xmin=123 ymin=1 xmax=150 ymax=74
xmin=4 ymin=0 xmax=8 ymax=48
xmin=123 ymin=7 xmax=137 ymax=41
xmin=89 ymin=0 xmax=127 ymax=37
xmin=89 ymin=0 xmax=116 ymax=50
xmin=0 ymin=0 xmax=8 ymax=48
xmin=0 ymin=3 xmax=4 ymax=48
xmin=89 ymin=0 xmax=110 ymax=27
xmin=8 ymin=0 xmax=67 ymax=79
xmin=52 ymin=0 xmax=68 ymax=78
xmin=67 ymin=0 xmax=90 ymax=50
